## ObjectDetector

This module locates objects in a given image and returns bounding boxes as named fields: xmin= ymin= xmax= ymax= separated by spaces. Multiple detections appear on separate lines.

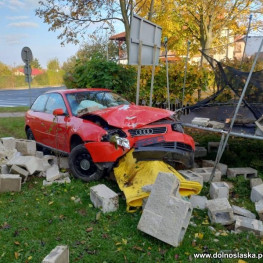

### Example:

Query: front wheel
xmin=69 ymin=144 xmax=104 ymax=182
xmin=26 ymin=128 xmax=35 ymax=140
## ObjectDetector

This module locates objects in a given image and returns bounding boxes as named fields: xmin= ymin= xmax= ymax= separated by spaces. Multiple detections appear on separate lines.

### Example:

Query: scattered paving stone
xmin=9 ymin=164 xmax=29 ymax=183
xmin=90 ymin=184 xmax=119 ymax=213
xmin=235 ymin=216 xmax=263 ymax=237
xmin=209 ymin=182 xmax=229 ymax=199
xmin=232 ymin=205 xmax=256 ymax=219
xmin=192 ymin=117 xmax=210 ymax=127
xmin=43 ymin=177 xmax=71 ymax=186
xmin=255 ymin=200 xmax=263 ymax=220
xmin=206 ymin=198 xmax=235 ymax=225
xmin=227 ymin=167 xmax=258 ymax=179
xmin=0 ymin=174 xmax=21 ymax=193
xmin=250 ymin=178 xmax=263 ymax=189
xmin=208 ymin=121 xmax=225 ymax=129
xmin=251 ymin=184 xmax=263 ymax=203
xmin=137 ymin=173 xmax=193 ymax=247
xmin=42 ymin=245 xmax=69 ymax=263
xmin=202 ymin=160 xmax=228 ymax=176
xmin=189 ymin=195 xmax=207 ymax=210
xmin=46 ymin=165 xmax=61 ymax=182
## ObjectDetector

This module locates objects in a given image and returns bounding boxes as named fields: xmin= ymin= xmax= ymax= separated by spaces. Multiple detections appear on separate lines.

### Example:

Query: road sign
xmin=21 ymin=47 xmax=33 ymax=63
xmin=129 ymin=14 xmax=162 ymax=65
xmin=24 ymin=65 xmax=32 ymax=75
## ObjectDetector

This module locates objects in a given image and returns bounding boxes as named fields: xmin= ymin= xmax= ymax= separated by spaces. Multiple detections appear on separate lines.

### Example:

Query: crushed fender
xmin=114 ymin=149 xmax=202 ymax=212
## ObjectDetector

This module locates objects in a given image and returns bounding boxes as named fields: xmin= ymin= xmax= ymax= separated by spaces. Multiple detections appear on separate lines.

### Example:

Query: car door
xmin=27 ymin=94 xmax=49 ymax=143
xmin=42 ymin=93 xmax=69 ymax=151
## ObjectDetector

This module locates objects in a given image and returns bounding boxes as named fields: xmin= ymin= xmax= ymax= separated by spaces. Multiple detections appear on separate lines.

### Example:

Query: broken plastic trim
xmin=115 ymin=136 xmax=130 ymax=149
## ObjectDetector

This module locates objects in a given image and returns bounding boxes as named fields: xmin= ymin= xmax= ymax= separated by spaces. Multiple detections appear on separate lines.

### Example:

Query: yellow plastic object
xmin=114 ymin=149 xmax=202 ymax=212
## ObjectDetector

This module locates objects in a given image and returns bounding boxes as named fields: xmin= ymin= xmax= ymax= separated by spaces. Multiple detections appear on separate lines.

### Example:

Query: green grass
xmin=0 ymin=107 xmax=29 ymax=113
xmin=0 ymin=117 xmax=26 ymax=139
xmin=1 ymin=123 xmax=263 ymax=262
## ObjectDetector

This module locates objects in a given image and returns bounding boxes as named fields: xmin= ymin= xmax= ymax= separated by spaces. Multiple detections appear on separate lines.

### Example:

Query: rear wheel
xmin=69 ymin=144 xmax=104 ymax=182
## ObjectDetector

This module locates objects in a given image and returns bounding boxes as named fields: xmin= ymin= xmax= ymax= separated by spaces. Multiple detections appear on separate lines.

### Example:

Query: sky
xmin=0 ymin=0 xmax=123 ymax=69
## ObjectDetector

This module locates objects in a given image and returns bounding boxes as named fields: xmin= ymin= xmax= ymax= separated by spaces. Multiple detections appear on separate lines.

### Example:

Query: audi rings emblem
xmin=135 ymin=128 xmax=154 ymax=136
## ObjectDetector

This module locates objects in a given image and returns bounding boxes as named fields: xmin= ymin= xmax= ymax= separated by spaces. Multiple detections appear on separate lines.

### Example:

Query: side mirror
xmin=53 ymin=108 xmax=65 ymax=116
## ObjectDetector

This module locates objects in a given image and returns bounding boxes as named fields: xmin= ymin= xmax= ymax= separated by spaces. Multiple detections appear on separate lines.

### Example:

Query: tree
xmin=47 ymin=58 xmax=60 ymax=71
xmin=31 ymin=58 xmax=41 ymax=69
xmin=0 ymin=62 xmax=12 ymax=76
xmin=151 ymin=0 xmax=263 ymax=56
xmin=36 ymin=0 xmax=155 ymax=60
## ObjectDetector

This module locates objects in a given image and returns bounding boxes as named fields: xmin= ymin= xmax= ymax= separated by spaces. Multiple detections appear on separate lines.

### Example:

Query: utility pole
xmin=104 ymin=27 xmax=109 ymax=60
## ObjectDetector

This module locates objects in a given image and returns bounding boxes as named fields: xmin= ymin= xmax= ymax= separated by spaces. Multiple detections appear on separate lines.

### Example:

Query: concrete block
xmin=35 ymin=151 xmax=44 ymax=158
xmin=194 ymin=147 xmax=207 ymax=158
xmin=15 ymin=139 xmax=36 ymax=156
xmin=192 ymin=117 xmax=210 ymax=127
xmin=43 ymin=177 xmax=71 ymax=186
xmin=0 ymin=148 xmax=18 ymax=165
xmin=227 ymin=167 xmax=258 ymax=179
xmin=0 ymin=174 xmax=21 ymax=193
xmin=232 ymin=205 xmax=256 ymax=219
xmin=42 ymin=155 xmax=58 ymax=171
xmin=178 ymin=170 xmax=203 ymax=186
xmin=7 ymin=156 xmax=43 ymax=175
xmin=42 ymin=245 xmax=69 ymax=263
xmin=191 ymin=167 xmax=222 ymax=182
xmin=208 ymin=121 xmax=225 ymax=129
xmin=250 ymin=178 xmax=263 ymax=189
xmin=10 ymin=165 xmax=29 ymax=183
xmin=137 ymin=173 xmax=193 ymax=247
xmin=209 ymin=182 xmax=229 ymax=199
xmin=202 ymin=160 xmax=228 ymax=176
xmin=90 ymin=184 xmax=119 ymax=213
xmin=235 ymin=216 xmax=263 ymax=237
xmin=58 ymin=157 xmax=69 ymax=169
xmin=0 ymin=165 xmax=9 ymax=174
xmin=255 ymin=200 xmax=263 ymax=220
xmin=189 ymin=195 xmax=207 ymax=210
xmin=251 ymin=184 xmax=263 ymax=203
xmin=255 ymin=115 xmax=263 ymax=132
xmin=46 ymin=165 xmax=61 ymax=182
xmin=0 ymin=137 xmax=16 ymax=151
xmin=206 ymin=198 xmax=235 ymax=225
xmin=208 ymin=142 xmax=229 ymax=153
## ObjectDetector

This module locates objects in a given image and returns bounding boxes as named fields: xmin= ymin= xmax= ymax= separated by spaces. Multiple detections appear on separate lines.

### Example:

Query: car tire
xmin=26 ymin=128 xmax=35 ymax=140
xmin=69 ymin=144 xmax=104 ymax=182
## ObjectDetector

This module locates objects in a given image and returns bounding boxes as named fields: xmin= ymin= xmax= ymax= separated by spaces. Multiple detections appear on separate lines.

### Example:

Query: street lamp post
xmin=103 ymin=27 xmax=109 ymax=60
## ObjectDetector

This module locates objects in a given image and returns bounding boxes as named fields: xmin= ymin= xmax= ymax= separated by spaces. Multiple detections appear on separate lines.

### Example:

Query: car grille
xmin=129 ymin=127 xmax=167 ymax=137
xmin=142 ymin=141 xmax=193 ymax=152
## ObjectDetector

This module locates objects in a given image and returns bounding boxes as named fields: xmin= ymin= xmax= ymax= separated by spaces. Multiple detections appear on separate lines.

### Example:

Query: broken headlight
xmin=115 ymin=136 xmax=130 ymax=149
xmin=171 ymin=122 xmax=184 ymax=133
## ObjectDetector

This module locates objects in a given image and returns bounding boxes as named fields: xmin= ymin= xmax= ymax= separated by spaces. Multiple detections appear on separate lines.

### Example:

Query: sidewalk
xmin=0 ymin=112 xmax=26 ymax=118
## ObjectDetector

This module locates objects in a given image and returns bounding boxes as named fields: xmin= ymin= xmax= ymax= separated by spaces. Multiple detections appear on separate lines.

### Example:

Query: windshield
xmin=66 ymin=91 xmax=130 ymax=116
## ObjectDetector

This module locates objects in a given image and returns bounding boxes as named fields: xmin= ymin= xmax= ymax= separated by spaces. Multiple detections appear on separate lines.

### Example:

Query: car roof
xmin=45 ymin=88 xmax=111 ymax=95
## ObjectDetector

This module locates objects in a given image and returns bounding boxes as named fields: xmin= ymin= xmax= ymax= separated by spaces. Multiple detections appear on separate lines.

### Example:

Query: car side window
xmin=45 ymin=93 xmax=67 ymax=114
xmin=31 ymin=94 xmax=49 ymax=112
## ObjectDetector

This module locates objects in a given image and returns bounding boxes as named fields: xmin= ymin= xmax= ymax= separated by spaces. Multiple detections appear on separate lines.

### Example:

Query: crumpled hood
xmin=81 ymin=104 xmax=173 ymax=128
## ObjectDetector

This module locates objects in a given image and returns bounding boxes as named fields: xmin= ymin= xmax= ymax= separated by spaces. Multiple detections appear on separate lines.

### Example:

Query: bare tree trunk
xmin=148 ymin=0 xmax=155 ymax=20
xmin=120 ymin=0 xmax=131 ymax=61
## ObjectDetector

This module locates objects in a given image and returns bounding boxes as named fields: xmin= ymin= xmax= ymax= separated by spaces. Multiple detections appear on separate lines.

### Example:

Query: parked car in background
xmin=25 ymin=89 xmax=195 ymax=181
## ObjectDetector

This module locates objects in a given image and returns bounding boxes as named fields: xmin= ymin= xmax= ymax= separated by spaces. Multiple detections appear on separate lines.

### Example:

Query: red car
xmin=25 ymin=89 xmax=195 ymax=181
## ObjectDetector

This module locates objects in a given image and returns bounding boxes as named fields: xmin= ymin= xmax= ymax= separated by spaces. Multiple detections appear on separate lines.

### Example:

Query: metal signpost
xmin=128 ymin=14 xmax=162 ymax=105
xmin=21 ymin=47 xmax=33 ymax=106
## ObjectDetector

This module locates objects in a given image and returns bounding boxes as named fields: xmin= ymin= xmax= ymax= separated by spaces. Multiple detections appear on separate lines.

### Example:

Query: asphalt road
xmin=0 ymin=86 xmax=65 ymax=107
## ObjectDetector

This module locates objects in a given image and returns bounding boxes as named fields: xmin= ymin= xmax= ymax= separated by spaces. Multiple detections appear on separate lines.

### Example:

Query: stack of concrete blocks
xmin=192 ymin=117 xmax=210 ymax=127
xmin=206 ymin=198 xmax=235 ymax=225
xmin=209 ymin=182 xmax=229 ymax=199
xmin=255 ymin=115 xmax=263 ymax=136
xmin=189 ymin=195 xmax=207 ymax=210
xmin=191 ymin=167 xmax=222 ymax=182
xmin=235 ymin=216 xmax=263 ymax=237
xmin=202 ymin=160 xmax=228 ymax=176
xmin=227 ymin=167 xmax=258 ymax=180
xmin=178 ymin=170 xmax=203 ymax=186
xmin=90 ymin=184 xmax=119 ymax=213
xmin=137 ymin=172 xmax=193 ymax=247
xmin=42 ymin=245 xmax=69 ymax=263
xmin=232 ymin=205 xmax=256 ymax=219
xmin=251 ymin=184 xmax=263 ymax=202
xmin=0 ymin=174 xmax=21 ymax=193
